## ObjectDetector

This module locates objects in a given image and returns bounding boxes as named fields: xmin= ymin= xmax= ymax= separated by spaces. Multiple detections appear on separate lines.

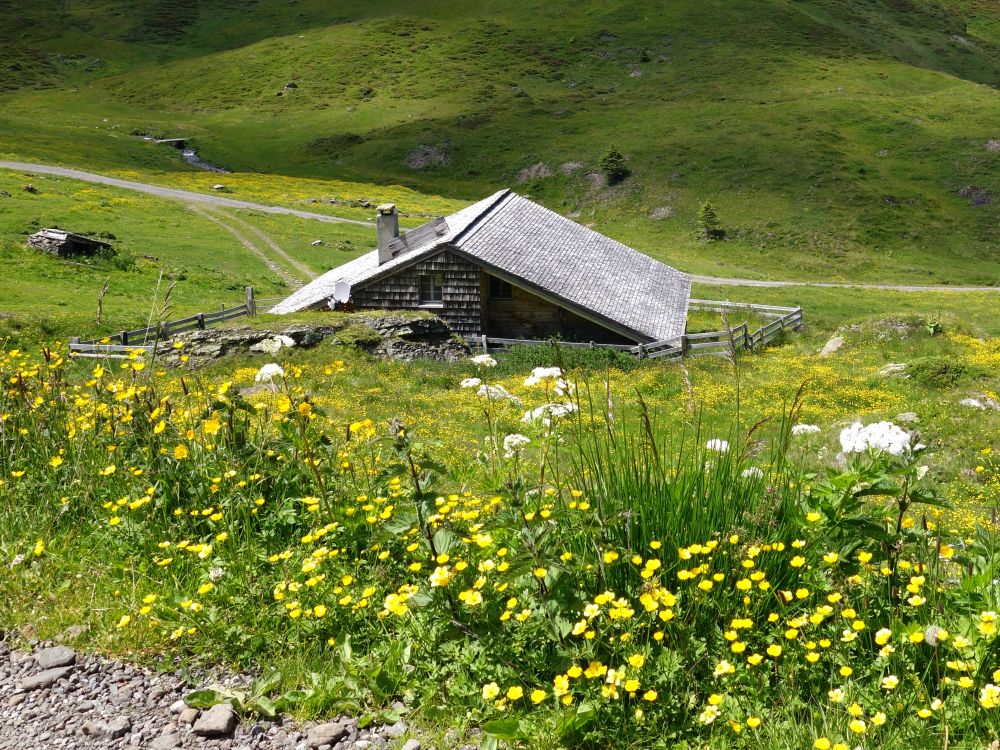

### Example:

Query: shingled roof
xmin=270 ymin=189 xmax=691 ymax=342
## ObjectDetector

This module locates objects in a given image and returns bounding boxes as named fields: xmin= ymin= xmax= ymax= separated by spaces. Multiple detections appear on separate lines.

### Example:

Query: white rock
xmin=818 ymin=336 xmax=844 ymax=357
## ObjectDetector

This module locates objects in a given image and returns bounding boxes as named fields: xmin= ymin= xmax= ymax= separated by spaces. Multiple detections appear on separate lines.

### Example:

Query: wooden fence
xmin=69 ymin=287 xmax=256 ymax=359
xmin=465 ymin=299 xmax=804 ymax=361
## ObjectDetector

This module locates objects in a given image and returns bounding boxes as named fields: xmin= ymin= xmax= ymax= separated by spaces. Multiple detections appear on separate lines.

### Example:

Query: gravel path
xmin=0 ymin=161 xmax=370 ymax=227
xmin=0 ymin=636 xmax=433 ymax=750
xmin=690 ymin=274 xmax=999 ymax=292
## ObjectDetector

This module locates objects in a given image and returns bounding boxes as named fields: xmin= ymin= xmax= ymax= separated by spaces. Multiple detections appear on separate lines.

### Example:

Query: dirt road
xmin=0 ymin=160 xmax=370 ymax=226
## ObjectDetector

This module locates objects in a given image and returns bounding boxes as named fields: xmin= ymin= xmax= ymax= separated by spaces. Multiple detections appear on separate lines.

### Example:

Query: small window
xmin=418 ymin=273 xmax=443 ymax=304
xmin=489 ymin=276 xmax=513 ymax=300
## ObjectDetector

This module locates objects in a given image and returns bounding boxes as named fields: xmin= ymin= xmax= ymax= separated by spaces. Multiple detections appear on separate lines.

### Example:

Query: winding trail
xmin=4 ymin=159 xmax=998 ymax=293
xmin=190 ymin=206 xmax=304 ymax=289
xmin=211 ymin=208 xmax=317 ymax=280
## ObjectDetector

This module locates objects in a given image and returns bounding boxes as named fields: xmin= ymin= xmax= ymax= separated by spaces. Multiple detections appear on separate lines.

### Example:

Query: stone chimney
xmin=376 ymin=204 xmax=399 ymax=265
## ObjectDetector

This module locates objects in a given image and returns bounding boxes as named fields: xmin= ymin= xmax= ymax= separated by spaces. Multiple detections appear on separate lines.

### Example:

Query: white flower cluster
xmin=741 ymin=467 xmax=764 ymax=479
xmin=839 ymin=421 xmax=912 ymax=456
xmin=706 ymin=438 xmax=729 ymax=453
xmin=791 ymin=424 xmax=821 ymax=436
xmin=470 ymin=354 xmax=498 ymax=368
xmin=254 ymin=363 xmax=285 ymax=383
xmin=522 ymin=401 xmax=579 ymax=425
xmin=460 ymin=377 xmax=482 ymax=388
xmin=477 ymin=384 xmax=521 ymax=406
xmin=524 ymin=366 xmax=563 ymax=387
xmin=502 ymin=433 xmax=531 ymax=458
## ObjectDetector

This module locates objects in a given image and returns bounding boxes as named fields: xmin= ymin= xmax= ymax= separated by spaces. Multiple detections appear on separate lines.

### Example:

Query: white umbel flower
xmin=470 ymin=354 xmax=498 ymax=368
xmin=502 ymin=433 xmax=531 ymax=458
xmin=706 ymin=439 xmax=729 ymax=453
xmin=524 ymin=367 xmax=563 ymax=387
xmin=839 ymin=421 xmax=911 ymax=456
xmin=791 ymin=424 xmax=821 ymax=436
xmin=460 ymin=377 xmax=482 ymax=388
xmin=254 ymin=363 xmax=285 ymax=383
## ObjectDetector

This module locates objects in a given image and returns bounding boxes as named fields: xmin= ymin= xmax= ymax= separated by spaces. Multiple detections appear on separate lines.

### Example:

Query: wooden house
xmin=270 ymin=189 xmax=691 ymax=345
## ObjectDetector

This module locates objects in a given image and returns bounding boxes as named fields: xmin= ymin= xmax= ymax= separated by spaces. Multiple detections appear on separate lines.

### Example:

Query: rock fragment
xmin=192 ymin=703 xmax=238 ymax=737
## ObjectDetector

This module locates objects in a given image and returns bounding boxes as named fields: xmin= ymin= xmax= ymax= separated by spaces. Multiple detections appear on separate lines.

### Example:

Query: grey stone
xmin=818 ymin=336 xmax=844 ymax=357
xmin=896 ymin=412 xmax=919 ymax=424
xmin=401 ymin=740 xmax=421 ymax=750
xmin=193 ymin=703 xmax=238 ymax=737
xmin=81 ymin=716 xmax=131 ymax=739
xmin=878 ymin=362 xmax=907 ymax=377
xmin=382 ymin=721 xmax=408 ymax=739
xmin=178 ymin=707 xmax=200 ymax=725
xmin=169 ymin=698 xmax=187 ymax=713
xmin=150 ymin=732 xmax=183 ymax=750
xmin=35 ymin=646 xmax=77 ymax=669
xmin=307 ymin=722 xmax=349 ymax=748
xmin=20 ymin=666 xmax=73 ymax=690
xmin=6 ymin=693 xmax=26 ymax=707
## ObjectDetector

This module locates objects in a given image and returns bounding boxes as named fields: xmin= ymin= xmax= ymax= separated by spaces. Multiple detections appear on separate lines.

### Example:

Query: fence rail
xmin=69 ymin=287 xmax=257 ymax=359
xmin=466 ymin=300 xmax=803 ymax=361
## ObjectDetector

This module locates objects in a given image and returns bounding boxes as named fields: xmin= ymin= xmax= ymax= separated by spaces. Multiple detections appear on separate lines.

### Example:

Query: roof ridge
xmin=450 ymin=188 xmax=513 ymax=246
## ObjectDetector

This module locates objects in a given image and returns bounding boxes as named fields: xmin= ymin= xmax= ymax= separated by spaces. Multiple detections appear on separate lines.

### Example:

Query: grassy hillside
xmin=1 ymin=0 xmax=998 ymax=285
xmin=0 ymin=168 xmax=381 ymax=345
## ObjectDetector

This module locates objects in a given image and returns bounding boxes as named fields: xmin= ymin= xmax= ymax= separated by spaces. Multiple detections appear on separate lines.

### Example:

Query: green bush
xmin=907 ymin=355 xmax=984 ymax=388
xmin=698 ymin=200 xmax=724 ymax=241
xmin=598 ymin=145 xmax=629 ymax=184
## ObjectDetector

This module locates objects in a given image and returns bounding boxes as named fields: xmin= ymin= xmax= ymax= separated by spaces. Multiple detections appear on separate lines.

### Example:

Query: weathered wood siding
xmin=484 ymin=275 xmax=633 ymax=344
xmin=352 ymin=249 xmax=482 ymax=335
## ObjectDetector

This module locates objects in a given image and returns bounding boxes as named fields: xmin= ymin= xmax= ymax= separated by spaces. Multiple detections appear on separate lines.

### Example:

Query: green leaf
xmin=483 ymin=717 xmax=527 ymax=741
xmin=248 ymin=696 xmax=277 ymax=718
xmin=183 ymin=689 xmax=225 ymax=708
xmin=253 ymin=669 xmax=282 ymax=696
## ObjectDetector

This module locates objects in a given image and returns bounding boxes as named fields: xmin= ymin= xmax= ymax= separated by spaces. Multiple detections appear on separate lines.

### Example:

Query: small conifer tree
xmin=698 ymin=200 xmax=723 ymax=241
xmin=599 ymin=145 xmax=629 ymax=184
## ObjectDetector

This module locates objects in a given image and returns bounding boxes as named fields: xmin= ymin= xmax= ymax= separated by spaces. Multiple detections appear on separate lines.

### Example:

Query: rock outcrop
xmin=157 ymin=313 xmax=469 ymax=368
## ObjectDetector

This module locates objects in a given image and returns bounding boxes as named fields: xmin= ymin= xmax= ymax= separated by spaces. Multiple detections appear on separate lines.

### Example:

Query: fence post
xmin=480 ymin=334 xmax=488 ymax=353
xmin=159 ymin=322 xmax=171 ymax=341
xmin=681 ymin=335 xmax=690 ymax=358
xmin=70 ymin=336 xmax=79 ymax=349
xmin=637 ymin=343 xmax=645 ymax=359
xmin=245 ymin=286 xmax=256 ymax=316
xmin=120 ymin=330 xmax=128 ymax=346
xmin=197 ymin=313 xmax=206 ymax=330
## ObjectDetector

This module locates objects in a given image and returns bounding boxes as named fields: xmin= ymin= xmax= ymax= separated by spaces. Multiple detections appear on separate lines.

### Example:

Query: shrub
xmin=907 ymin=355 xmax=983 ymax=388
xmin=698 ymin=200 xmax=724 ymax=240
xmin=598 ymin=145 xmax=629 ymax=184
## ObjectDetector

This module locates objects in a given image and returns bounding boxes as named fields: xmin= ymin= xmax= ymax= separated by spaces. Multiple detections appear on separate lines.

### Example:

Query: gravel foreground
xmin=0 ymin=635 xmax=439 ymax=750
